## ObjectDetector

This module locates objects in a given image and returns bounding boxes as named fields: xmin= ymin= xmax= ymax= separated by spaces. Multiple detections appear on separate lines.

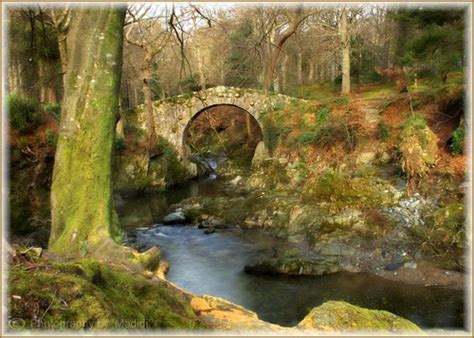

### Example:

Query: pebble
xmin=404 ymin=261 xmax=417 ymax=269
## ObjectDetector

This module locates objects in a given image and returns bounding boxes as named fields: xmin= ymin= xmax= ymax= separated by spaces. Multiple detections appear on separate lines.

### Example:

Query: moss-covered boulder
xmin=113 ymin=138 xmax=192 ymax=195
xmin=415 ymin=202 xmax=466 ymax=270
xmin=248 ymin=159 xmax=290 ymax=190
xmin=298 ymin=301 xmax=422 ymax=333
xmin=8 ymin=259 xmax=204 ymax=331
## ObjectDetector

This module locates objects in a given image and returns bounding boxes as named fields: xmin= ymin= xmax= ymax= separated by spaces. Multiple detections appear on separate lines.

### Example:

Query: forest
xmin=3 ymin=2 xmax=470 ymax=335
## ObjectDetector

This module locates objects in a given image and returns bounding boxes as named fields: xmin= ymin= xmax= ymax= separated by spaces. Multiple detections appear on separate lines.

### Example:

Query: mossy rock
xmin=8 ymin=259 xmax=204 ymax=331
xmin=433 ymin=203 xmax=465 ymax=232
xmin=426 ymin=202 xmax=466 ymax=270
xmin=244 ymin=255 xmax=341 ymax=276
xmin=298 ymin=301 xmax=422 ymax=333
xmin=301 ymin=169 xmax=385 ymax=209
xmin=248 ymin=159 xmax=290 ymax=190
xmin=113 ymin=137 xmax=191 ymax=194
xmin=399 ymin=115 xmax=438 ymax=189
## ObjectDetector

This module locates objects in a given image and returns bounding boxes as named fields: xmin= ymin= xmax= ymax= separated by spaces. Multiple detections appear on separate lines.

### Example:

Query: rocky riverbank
xmin=7 ymin=245 xmax=426 ymax=333
xmin=163 ymin=158 xmax=466 ymax=289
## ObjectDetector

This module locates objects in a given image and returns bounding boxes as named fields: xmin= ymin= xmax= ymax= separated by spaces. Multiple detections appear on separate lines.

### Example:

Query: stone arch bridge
xmin=134 ymin=86 xmax=304 ymax=164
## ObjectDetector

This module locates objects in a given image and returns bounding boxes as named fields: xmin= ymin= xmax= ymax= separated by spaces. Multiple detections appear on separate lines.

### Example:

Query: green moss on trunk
xmin=49 ymin=7 xmax=126 ymax=257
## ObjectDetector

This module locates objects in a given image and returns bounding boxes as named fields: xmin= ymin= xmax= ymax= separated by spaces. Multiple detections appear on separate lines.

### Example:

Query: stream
xmin=117 ymin=176 xmax=465 ymax=329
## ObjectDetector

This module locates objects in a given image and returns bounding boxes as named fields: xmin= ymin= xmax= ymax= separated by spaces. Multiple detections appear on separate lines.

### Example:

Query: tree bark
xmin=57 ymin=31 xmax=68 ymax=85
xmin=50 ymin=8 xmax=70 ymax=89
xmin=49 ymin=7 xmax=161 ymax=268
xmin=297 ymin=50 xmax=303 ymax=85
xmin=340 ymin=9 xmax=351 ymax=95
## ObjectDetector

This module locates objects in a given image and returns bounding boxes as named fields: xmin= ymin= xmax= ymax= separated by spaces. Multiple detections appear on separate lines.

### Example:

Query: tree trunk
xmin=245 ymin=114 xmax=253 ymax=144
xmin=308 ymin=59 xmax=314 ymax=83
xmin=281 ymin=54 xmax=288 ymax=92
xmin=142 ymin=49 xmax=156 ymax=150
xmin=340 ymin=10 xmax=351 ymax=95
xmin=263 ymin=42 xmax=280 ymax=91
xmin=21 ymin=9 xmax=40 ymax=100
xmin=273 ymin=74 xmax=280 ymax=93
xmin=196 ymin=46 xmax=206 ymax=89
xmin=49 ymin=7 xmax=161 ymax=267
xmin=297 ymin=50 xmax=303 ymax=85
xmin=49 ymin=8 xmax=70 ymax=89
xmin=57 ymin=31 xmax=68 ymax=86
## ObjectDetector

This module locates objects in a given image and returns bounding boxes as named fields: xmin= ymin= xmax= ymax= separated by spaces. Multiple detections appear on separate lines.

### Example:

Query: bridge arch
xmin=182 ymin=103 xmax=263 ymax=161
xmin=134 ymin=86 xmax=304 ymax=171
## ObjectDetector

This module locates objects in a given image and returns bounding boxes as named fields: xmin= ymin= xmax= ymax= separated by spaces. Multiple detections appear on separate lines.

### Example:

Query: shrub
xmin=261 ymin=113 xmax=280 ymax=154
xmin=294 ymin=160 xmax=309 ymax=180
xmin=45 ymin=128 xmax=58 ymax=148
xmin=44 ymin=103 xmax=61 ymax=120
xmin=378 ymin=122 xmax=391 ymax=141
xmin=450 ymin=126 xmax=464 ymax=155
xmin=399 ymin=115 xmax=438 ymax=192
xmin=411 ymin=203 xmax=465 ymax=270
xmin=297 ymin=109 xmax=361 ymax=152
xmin=317 ymin=105 xmax=330 ymax=123
xmin=8 ymin=93 xmax=40 ymax=133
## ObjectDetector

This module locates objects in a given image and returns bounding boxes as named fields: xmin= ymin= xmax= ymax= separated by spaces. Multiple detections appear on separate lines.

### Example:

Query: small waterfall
xmin=190 ymin=154 xmax=225 ymax=180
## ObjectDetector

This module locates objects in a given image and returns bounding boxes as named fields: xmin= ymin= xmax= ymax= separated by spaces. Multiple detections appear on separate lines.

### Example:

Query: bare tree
xmin=312 ymin=5 xmax=363 ymax=94
xmin=125 ymin=4 xmax=172 ymax=150
xmin=263 ymin=6 xmax=307 ymax=92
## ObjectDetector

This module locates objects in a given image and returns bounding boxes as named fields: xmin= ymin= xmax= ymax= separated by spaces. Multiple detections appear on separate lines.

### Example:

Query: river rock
xmin=297 ymin=301 xmax=422 ymax=333
xmin=404 ymin=261 xmax=417 ymax=269
xmin=384 ymin=263 xmax=400 ymax=271
xmin=231 ymin=175 xmax=242 ymax=185
xmin=163 ymin=211 xmax=187 ymax=224
xmin=204 ymin=227 xmax=215 ymax=235
xmin=244 ymin=256 xmax=341 ymax=276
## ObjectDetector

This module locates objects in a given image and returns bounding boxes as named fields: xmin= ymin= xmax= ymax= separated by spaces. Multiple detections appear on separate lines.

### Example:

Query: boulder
xmin=244 ymin=256 xmax=341 ymax=276
xmin=251 ymin=141 xmax=270 ymax=165
xmin=163 ymin=211 xmax=187 ymax=225
xmin=298 ymin=301 xmax=422 ymax=333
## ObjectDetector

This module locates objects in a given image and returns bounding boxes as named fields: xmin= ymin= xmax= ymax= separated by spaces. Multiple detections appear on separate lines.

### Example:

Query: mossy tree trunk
xmin=49 ymin=6 xmax=126 ymax=257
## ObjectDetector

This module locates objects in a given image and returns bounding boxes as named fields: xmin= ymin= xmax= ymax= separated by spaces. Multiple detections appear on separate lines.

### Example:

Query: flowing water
xmin=117 ymin=178 xmax=465 ymax=329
